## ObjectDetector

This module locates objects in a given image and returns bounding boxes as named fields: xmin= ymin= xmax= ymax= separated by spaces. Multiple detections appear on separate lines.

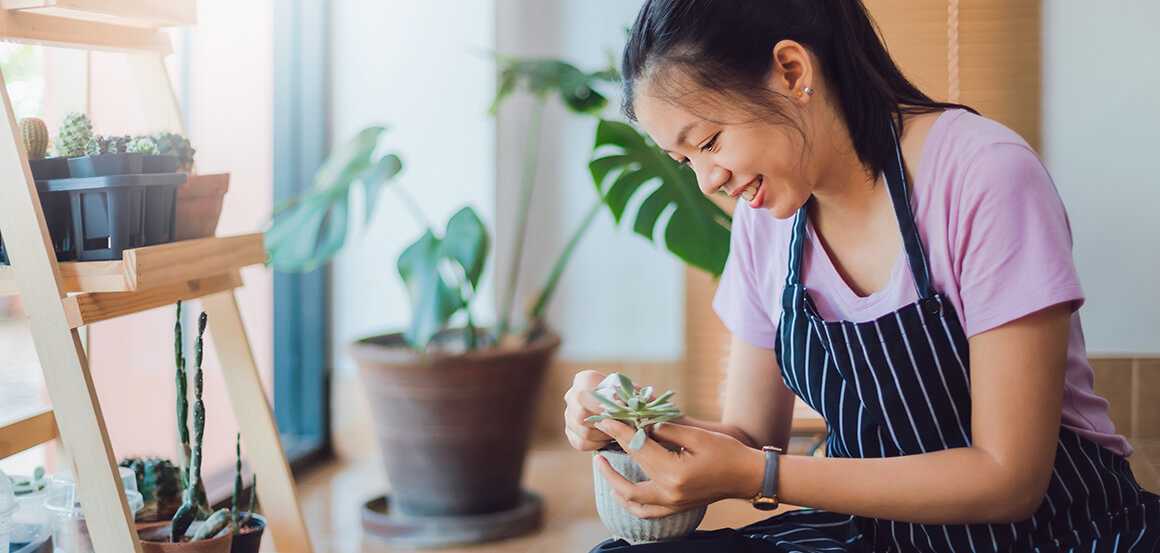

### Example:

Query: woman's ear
xmin=770 ymin=40 xmax=814 ymax=101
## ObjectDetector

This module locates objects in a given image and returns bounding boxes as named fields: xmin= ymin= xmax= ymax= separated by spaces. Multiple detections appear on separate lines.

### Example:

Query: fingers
xmin=649 ymin=422 xmax=708 ymax=452
xmin=594 ymin=455 xmax=683 ymax=520
xmin=563 ymin=370 xmax=613 ymax=451
xmin=593 ymin=419 xmax=673 ymax=474
xmin=564 ymin=415 xmax=611 ymax=451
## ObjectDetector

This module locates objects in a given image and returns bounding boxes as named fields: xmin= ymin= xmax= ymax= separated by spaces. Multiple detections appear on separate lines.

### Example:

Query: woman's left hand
xmin=593 ymin=418 xmax=765 ymax=519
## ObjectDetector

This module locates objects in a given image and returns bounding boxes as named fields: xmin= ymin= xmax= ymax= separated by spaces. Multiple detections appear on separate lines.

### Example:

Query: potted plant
xmin=586 ymin=373 xmax=704 ymax=544
xmin=139 ymin=312 xmax=233 ymax=552
xmin=263 ymin=52 xmax=730 ymax=543
xmin=227 ymin=434 xmax=265 ymax=553
xmin=126 ymin=135 xmax=181 ymax=174
xmin=154 ymin=131 xmax=230 ymax=241
xmin=55 ymin=112 xmax=143 ymax=177
xmin=119 ymin=457 xmax=184 ymax=531
xmin=19 ymin=117 xmax=69 ymax=180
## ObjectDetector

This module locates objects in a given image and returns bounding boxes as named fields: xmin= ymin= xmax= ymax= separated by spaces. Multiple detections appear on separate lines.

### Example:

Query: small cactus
xmin=19 ymin=117 xmax=48 ymax=160
xmin=586 ymin=373 xmax=682 ymax=451
xmin=190 ymin=508 xmax=231 ymax=541
xmin=153 ymin=131 xmax=195 ymax=172
xmin=56 ymin=112 xmax=93 ymax=157
xmin=120 ymin=457 xmax=184 ymax=522
xmin=127 ymin=135 xmax=159 ymax=154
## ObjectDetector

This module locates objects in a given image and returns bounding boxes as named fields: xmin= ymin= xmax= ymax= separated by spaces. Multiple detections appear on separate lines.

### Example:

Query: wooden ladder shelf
xmin=0 ymin=3 xmax=315 ymax=552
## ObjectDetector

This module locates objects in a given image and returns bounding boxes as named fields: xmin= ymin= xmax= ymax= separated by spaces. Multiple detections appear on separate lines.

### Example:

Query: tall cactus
xmin=18 ymin=117 xmax=48 ymax=160
xmin=175 ymin=302 xmax=190 ymax=472
xmin=231 ymin=433 xmax=242 ymax=532
xmin=171 ymin=312 xmax=210 ymax=542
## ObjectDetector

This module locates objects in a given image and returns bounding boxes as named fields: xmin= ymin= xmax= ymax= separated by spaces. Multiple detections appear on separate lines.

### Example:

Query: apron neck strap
xmin=784 ymin=116 xmax=934 ymax=300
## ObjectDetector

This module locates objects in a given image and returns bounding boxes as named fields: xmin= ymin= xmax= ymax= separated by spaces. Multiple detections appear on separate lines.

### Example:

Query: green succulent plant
xmin=231 ymin=433 xmax=258 ymax=533
xmin=56 ymin=112 xmax=93 ymax=158
xmin=10 ymin=466 xmax=47 ymax=496
xmin=586 ymin=373 xmax=681 ymax=451
xmin=119 ymin=457 xmax=184 ymax=522
xmin=127 ymin=136 xmax=160 ymax=155
xmin=153 ymin=131 xmax=196 ymax=172
xmin=85 ymin=134 xmax=133 ymax=156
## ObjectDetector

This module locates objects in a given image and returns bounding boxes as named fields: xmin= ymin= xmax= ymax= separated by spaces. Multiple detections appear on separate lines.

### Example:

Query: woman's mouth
xmin=739 ymin=177 xmax=765 ymax=208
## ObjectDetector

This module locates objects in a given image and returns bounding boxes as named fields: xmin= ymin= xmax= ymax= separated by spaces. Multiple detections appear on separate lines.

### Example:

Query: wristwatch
xmin=751 ymin=445 xmax=783 ymax=511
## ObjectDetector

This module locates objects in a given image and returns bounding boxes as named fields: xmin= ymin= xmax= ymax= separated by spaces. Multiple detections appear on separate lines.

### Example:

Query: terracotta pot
xmin=228 ymin=513 xmax=266 ymax=553
xmin=174 ymin=173 xmax=229 ymax=241
xmin=138 ymin=524 xmax=233 ymax=553
xmin=350 ymin=329 xmax=560 ymax=517
xmin=593 ymin=449 xmax=706 ymax=544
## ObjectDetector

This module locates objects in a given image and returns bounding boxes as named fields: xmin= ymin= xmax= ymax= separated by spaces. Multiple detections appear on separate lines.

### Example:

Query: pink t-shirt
xmin=712 ymin=109 xmax=1132 ymax=457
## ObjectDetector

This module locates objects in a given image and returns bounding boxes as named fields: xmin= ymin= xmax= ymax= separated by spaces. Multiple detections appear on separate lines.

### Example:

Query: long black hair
xmin=622 ymin=0 xmax=977 ymax=181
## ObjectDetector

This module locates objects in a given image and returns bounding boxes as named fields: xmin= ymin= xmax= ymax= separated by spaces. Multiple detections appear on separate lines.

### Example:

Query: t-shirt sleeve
xmin=954 ymin=143 xmax=1085 ymax=337
xmin=712 ymin=204 xmax=778 ymax=349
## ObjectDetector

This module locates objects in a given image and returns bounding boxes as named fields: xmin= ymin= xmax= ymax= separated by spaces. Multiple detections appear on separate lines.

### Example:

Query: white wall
xmin=494 ymin=0 xmax=684 ymax=361
xmin=330 ymin=1 xmax=497 ymax=373
xmin=1043 ymin=2 xmax=1160 ymax=354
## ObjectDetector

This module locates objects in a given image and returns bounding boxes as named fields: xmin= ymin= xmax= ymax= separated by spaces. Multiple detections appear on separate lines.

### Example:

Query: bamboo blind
xmin=682 ymin=0 xmax=1042 ymax=420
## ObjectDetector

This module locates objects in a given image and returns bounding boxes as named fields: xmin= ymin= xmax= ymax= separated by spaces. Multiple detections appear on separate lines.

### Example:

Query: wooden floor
xmin=292 ymin=435 xmax=1160 ymax=553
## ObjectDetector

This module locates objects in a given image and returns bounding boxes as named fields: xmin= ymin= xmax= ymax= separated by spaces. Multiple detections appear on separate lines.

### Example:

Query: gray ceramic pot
xmin=593 ymin=449 xmax=706 ymax=544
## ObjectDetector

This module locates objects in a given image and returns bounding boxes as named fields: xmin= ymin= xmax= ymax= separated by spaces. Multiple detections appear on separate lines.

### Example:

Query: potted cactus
xmin=19 ymin=116 xmax=69 ymax=180
xmin=150 ymin=130 xmax=230 ymax=241
xmin=119 ymin=457 xmax=184 ymax=526
xmin=127 ymin=135 xmax=181 ymax=174
xmin=587 ymin=373 xmax=705 ymax=544
xmin=54 ymin=112 xmax=143 ymax=177
xmin=227 ymin=434 xmax=265 ymax=553
xmin=139 ymin=312 xmax=233 ymax=552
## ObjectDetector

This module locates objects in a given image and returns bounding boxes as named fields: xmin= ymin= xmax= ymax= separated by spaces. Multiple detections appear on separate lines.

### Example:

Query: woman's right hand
xmin=563 ymin=369 xmax=614 ymax=451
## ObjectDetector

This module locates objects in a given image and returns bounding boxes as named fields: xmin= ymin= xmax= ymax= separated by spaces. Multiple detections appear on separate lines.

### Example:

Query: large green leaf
xmin=590 ymin=120 xmax=732 ymax=276
xmin=490 ymin=57 xmax=619 ymax=116
xmin=396 ymin=207 xmax=492 ymax=349
xmin=441 ymin=207 xmax=489 ymax=291
xmin=265 ymin=127 xmax=403 ymax=272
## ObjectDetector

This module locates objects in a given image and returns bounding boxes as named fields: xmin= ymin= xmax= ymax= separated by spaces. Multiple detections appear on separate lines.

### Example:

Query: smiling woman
xmin=560 ymin=1 xmax=1160 ymax=552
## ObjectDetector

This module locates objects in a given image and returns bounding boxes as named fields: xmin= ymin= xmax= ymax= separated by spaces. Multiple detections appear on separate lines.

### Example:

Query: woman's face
xmin=633 ymin=84 xmax=814 ymax=220
xmin=630 ymin=44 xmax=825 ymax=220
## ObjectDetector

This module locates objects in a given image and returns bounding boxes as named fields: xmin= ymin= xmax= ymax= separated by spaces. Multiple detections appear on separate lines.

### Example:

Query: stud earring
xmin=796 ymin=86 xmax=814 ymax=98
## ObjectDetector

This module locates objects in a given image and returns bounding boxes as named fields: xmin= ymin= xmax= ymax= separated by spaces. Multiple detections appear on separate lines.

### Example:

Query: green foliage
xmin=265 ymin=126 xmax=403 ymax=273
xmin=171 ymin=312 xmax=210 ymax=542
xmin=85 ymin=134 xmax=133 ymax=156
xmin=127 ymin=135 xmax=160 ymax=155
xmin=120 ymin=457 xmax=183 ymax=522
xmin=190 ymin=508 xmax=230 ymax=541
xmin=490 ymin=56 xmax=619 ymax=115
xmin=56 ymin=112 xmax=93 ymax=158
xmin=397 ymin=207 xmax=489 ymax=349
xmin=590 ymin=120 xmax=731 ymax=276
xmin=586 ymin=373 xmax=681 ymax=451
xmin=153 ymin=132 xmax=196 ymax=172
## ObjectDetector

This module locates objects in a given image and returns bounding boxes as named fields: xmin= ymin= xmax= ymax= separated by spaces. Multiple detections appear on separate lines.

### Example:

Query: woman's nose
xmin=696 ymin=165 xmax=731 ymax=196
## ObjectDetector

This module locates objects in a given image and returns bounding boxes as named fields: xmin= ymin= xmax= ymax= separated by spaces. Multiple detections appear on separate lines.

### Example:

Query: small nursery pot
xmin=28 ymin=157 xmax=70 ymax=180
xmin=593 ymin=448 xmax=706 ymax=544
xmin=143 ymin=154 xmax=180 ymax=174
xmin=138 ymin=524 xmax=233 ymax=553
xmin=67 ymin=153 xmax=144 ymax=177
xmin=228 ymin=513 xmax=265 ymax=553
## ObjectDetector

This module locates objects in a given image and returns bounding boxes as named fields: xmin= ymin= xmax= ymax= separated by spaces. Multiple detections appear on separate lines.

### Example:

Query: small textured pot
xmin=228 ymin=513 xmax=265 ymax=553
xmin=593 ymin=449 xmax=706 ymax=544
xmin=138 ymin=524 xmax=233 ymax=553
xmin=174 ymin=173 xmax=229 ymax=240
xmin=351 ymin=328 xmax=560 ymax=517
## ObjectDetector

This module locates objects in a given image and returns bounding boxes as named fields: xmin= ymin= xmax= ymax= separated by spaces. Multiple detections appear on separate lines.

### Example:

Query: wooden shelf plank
xmin=62 ymin=271 xmax=242 ymax=328
xmin=2 ymin=0 xmax=194 ymax=28
xmin=0 ymin=409 xmax=58 ymax=459
xmin=122 ymin=233 xmax=264 ymax=290
xmin=0 ymin=233 xmax=266 ymax=295
xmin=0 ymin=8 xmax=172 ymax=52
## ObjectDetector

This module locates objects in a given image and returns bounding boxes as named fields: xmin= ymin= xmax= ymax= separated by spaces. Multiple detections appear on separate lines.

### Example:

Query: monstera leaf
xmin=490 ymin=57 xmax=619 ymax=115
xmin=397 ymin=207 xmax=490 ymax=349
xmin=590 ymin=120 xmax=731 ymax=276
xmin=265 ymin=126 xmax=403 ymax=272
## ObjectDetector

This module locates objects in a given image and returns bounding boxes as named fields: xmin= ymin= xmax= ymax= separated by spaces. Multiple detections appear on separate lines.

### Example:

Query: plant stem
xmin=496 ymin=96 xmax=546 ymax=340
xmin=528 ymin=198 xmax=602 ymax=323
xmin=390 ymin=184 xmax=431 ymax=229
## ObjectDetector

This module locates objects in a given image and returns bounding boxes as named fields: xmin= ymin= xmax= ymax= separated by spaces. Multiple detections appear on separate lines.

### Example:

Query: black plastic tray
xmin=0 ymin=173 xmax=187 ymax=264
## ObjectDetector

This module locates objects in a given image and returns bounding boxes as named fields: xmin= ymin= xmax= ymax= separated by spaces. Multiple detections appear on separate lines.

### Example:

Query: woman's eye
xmin=700 ymin=133 xmax=720 ymax=153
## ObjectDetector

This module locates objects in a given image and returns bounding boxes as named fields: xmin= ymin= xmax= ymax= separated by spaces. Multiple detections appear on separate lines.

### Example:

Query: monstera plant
xmin=262 ymin=52 xmax=732 ymax=547
xmin=265 ymin=58 xmax=730 ymax=351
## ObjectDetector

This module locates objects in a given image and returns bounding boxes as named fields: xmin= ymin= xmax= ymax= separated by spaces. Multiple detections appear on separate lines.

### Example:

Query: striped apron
xmin=590 ymin=119 xmax=1160 ymax=552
